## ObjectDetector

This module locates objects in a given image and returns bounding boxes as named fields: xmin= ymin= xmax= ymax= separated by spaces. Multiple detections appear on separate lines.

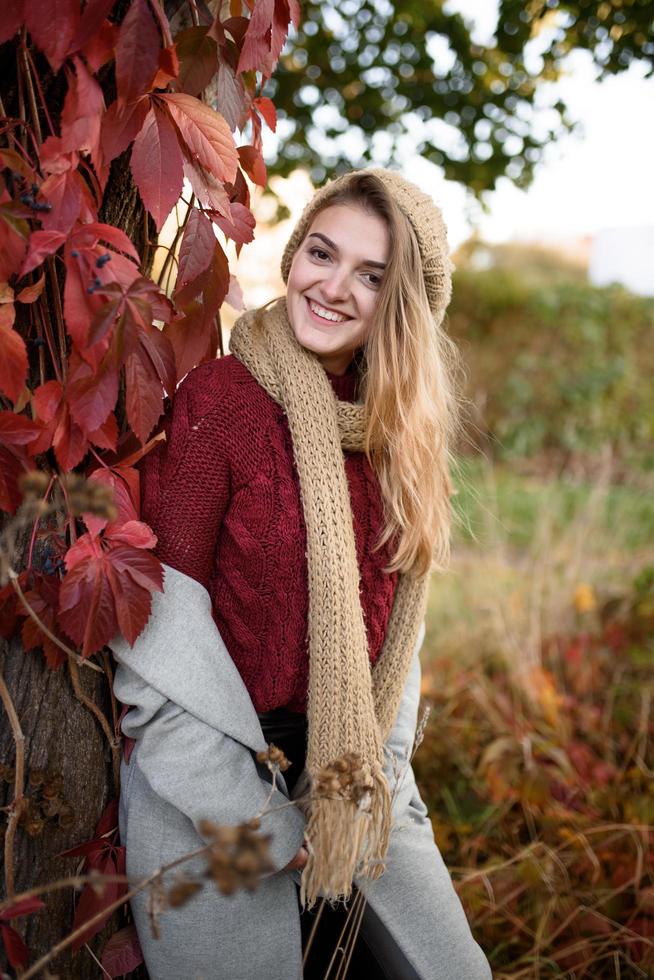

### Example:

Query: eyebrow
xmin=307 ymin=232 xmax=387 ymax=270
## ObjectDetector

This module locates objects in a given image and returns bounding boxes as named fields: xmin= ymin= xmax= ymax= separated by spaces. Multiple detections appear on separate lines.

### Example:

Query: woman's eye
xmin=363 ymin=272 xmax=382 ymax=288
xmin=309 ymin=247 xmax=330 ymax=261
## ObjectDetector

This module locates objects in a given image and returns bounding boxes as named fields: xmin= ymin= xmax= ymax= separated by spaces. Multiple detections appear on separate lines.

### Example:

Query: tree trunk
xmin=0 ymin=31 xmax=151 ymax=978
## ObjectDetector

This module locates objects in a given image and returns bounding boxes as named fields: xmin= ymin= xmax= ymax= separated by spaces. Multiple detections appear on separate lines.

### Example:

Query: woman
xmin=110 ymin=169 xmax=492 ymax=979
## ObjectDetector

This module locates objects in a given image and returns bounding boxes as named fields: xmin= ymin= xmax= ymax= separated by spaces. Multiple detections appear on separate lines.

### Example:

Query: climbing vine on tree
xmin=0 ymin=0 xmax=298 ymax=973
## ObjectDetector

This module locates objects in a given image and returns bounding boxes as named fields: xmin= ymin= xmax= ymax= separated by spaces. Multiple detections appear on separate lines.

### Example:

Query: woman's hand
xmin=284 ymin=843 xmax=309 ymax=871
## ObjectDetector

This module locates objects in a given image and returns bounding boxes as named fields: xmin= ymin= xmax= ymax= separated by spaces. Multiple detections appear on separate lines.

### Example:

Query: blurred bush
xmin=414 ymin=566 xmax=654 ymax=976
xmin=448 ymin=251 xmax=654 ymax=473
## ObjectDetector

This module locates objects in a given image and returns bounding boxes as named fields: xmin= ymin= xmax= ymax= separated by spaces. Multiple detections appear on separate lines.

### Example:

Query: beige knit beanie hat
xmin=280 ymin=167 xmax=454 ymax=327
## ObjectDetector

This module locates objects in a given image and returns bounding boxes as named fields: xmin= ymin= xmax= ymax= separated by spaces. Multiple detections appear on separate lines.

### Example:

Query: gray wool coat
xmin=109 ymin=563 xmax=492 ymax=980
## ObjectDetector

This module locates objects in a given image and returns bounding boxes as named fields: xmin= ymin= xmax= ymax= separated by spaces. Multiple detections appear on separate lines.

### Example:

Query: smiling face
xmin=285 ymin=203 xmax=391 ymax=375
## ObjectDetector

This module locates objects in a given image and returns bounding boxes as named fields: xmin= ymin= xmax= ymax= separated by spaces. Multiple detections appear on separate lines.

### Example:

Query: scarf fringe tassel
xmin=299 ymin=768 xmax=392 ymax=910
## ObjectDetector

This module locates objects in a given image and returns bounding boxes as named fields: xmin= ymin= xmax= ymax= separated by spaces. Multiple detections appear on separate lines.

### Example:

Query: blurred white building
xmin=588 ymin=227 xmax=654 ymax=297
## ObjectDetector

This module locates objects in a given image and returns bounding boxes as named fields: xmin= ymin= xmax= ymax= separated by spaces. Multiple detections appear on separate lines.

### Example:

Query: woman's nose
xmin=319 ymin=268 xmax=350 ymax=303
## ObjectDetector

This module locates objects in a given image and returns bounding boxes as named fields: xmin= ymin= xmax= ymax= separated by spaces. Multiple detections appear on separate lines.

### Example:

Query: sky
xmin=421 ymin=0 xmax=654 ymax=249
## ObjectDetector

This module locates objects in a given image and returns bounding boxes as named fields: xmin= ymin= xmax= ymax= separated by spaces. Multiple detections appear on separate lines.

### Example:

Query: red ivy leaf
xmin=40 ymin=169 xmax=85 ymax=236
xmin=0 ymin=411 xmax=43 ymax=446
xmin=25 ymin=0 xmax=80 ymax=72
xmin=0 ymin=208 xmax=29 ymax=281
xmin=0 ymin=897 xmax=46 ymax=921
xmin=0 ymin=445 xmax=32 ymax=514
xmin=238 ymin=145 xmax=266 ymax=187
xmin=152 ymin=42 xmax=180 ymax=89
xmin=0 ymin=0 xmax=25 ymax=46
xmin=0 ymin=323 xmax=28 ymax=402
xmin=216 ymin=58 xmax=249 ymax=132
xmin=101 ymin=98 xmax=149 ymax=165
xmin=225 ymin=273 xmax=245 ymax=309
xmin=174 ymin=208 xmax=216 ymax=304
xmin=161 ymin=93 xmax=238 ymax=184
xmin=59 ymin=525 xmax=162 ymax=655
xmin=115 ymin=0 xmax=161 ymax=106
xmin=61 ymin=57 xmax=105 ymax=158
xmin=21 ymin=577 xmax=67 ymax=670
xmin=175 ymin=27 xmax=218 ymax=97
xmin=253 ymin=96 xmax=276 ymax=131
xmin=86 ymin=468 xmax=138 ymax=535
xmin=96 ymin=798 xmax=119 ymax=838
xmin=73 ymin=0 xmax=118 ymax=55
xmin=20 ymin=230 xmax=67 ymax=277
xmin=32 ymin=379 xmax=90 ymax=471
xmin=71 ymin=852 xmax=121 ymax=950
xmin=82 ymin=18 xmax=119 ymax=73
xmin=76 ymin=222 xmax=141 ymax=264
xmin=16 ymin=273 xmax=45 ymax=304
xmin=182 ymin=157 xmax=231 ymax=216
xmin=237 ymin=0 xmax=297 ymax=78
xmin=101 ymin=923 xmax=144 ymax=977
xmin=104 ymin=520 xmax=157 ymax=551
xmin=210 ymin=201 xmax=255 ymax=246
xmin=67 ymin=353 xmax=120 ymax=434
xmin=124 ymin=347 xmax=165 ymax=444
xmin=131 ymin=105 xmax=184 ymax=232
xmin=1 ymin=923 xmax=29 ymax=970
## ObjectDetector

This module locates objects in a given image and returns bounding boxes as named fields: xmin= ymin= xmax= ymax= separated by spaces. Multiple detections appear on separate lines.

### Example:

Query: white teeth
xmin=308 ymin=300 xmax=348 ymax=323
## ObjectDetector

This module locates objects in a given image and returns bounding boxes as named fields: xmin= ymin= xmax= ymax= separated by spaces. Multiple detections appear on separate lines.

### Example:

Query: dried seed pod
xmin=29 ymin=768 xmax=47 ymax=788
xmin=19 ymin=470 xmax=50 ymax=500
xmin=58 ymin=805 xmax=75 ymax=829
xmin=201 ymin=818 xmax=274 ymax=895
xmin=41 ymin=796 xmax=62 ymax=818
xmin=0 ymin=763 xmax=15 ymax=783
xmin=167 ymin=876 xmax=203 ymax=908
xmin=24 ymin=816 xmax=45 ymax=837
xmin=256 ymin=743 xmax=291 ymax=772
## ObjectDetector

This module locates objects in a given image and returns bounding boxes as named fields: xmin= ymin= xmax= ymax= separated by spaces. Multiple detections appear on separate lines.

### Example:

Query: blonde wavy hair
xmin=300 ymin=174 xmax=464 ymax=577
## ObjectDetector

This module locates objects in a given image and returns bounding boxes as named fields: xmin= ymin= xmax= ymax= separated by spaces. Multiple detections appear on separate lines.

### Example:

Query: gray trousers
xmin=121 ymin=759 xmax=492 ymax=980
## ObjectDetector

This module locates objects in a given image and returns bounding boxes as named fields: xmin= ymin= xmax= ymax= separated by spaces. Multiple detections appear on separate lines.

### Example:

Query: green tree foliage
xmin=268 ymin=0 xmax=654 ymax=193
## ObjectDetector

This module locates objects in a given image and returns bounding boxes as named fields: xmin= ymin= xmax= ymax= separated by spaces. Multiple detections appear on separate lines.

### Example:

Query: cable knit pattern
xmin=139 ymin=353 xmax=398 ymax=714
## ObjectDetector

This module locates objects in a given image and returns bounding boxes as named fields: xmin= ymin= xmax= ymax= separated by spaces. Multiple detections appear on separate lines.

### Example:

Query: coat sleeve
xmin=115 ymin=662 xmax=306 ymax=874
xmin=382 ymin=620 xmax=426 ymax=818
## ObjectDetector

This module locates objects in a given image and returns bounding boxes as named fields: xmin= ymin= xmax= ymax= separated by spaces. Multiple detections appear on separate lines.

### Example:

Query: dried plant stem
xmin=67 ymin=655 xmax=121 ymax=790
xmin=0 ymin=666 xmax=26 ymax=898
xmin=84 ymin=940 xmax=112 ymax=977
xmin=20 ymin=838 xmax=218 ymax=980
xmin=19 ymin=38 xmax=43 ymax=145
xmin=23 ymin=46 xmax=55 ymax=137
xmin=33 ymin=300 xmax=63 ymax=383
xmin=333 ymin=888 xmax=368 ymax=980
xmin=46 ymin=258 xmax=68 ymax=380
xmin=156 ymin=196 xmax=194 ymax=290
xmin=101 ymin=651 xmax=120 ymax=739
xmin=322 ymin=887 xmax=366 ymax=980
xmin=302 ymin=898 xmax=326 ymax=966
xmin=9 ymin=572 xmax=102 ymax=673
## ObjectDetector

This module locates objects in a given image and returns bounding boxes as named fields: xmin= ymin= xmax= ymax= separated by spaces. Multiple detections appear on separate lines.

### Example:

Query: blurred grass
xmin=423 ymin=454 xmax=654 ymax=669
xmin=414 ymin=450 xmax=654 ymax=977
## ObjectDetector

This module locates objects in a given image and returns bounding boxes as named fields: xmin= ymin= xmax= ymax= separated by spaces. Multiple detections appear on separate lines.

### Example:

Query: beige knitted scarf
xmin=230 ymin=298 xmax=430 ymax=909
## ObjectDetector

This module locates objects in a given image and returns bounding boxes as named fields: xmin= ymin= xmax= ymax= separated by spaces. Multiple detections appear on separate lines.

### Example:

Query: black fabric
xmin=257 ymin=710 xmax=423 ymax=979
xmin=257 ymin=707 xmax=308 ymax=795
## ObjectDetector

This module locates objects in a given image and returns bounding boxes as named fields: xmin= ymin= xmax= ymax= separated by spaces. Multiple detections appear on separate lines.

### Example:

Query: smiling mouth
xmin=306 ymin=297 xmax=351 ymax=324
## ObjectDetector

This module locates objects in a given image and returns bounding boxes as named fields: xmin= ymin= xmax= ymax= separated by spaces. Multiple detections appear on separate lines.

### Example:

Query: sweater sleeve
xmin=139 ymin=365 xmax=231 ymax=592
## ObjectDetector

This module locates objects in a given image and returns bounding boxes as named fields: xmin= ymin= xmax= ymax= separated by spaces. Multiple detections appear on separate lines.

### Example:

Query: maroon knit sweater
xmin=139 ymin=354 xmax=399 ymax=713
